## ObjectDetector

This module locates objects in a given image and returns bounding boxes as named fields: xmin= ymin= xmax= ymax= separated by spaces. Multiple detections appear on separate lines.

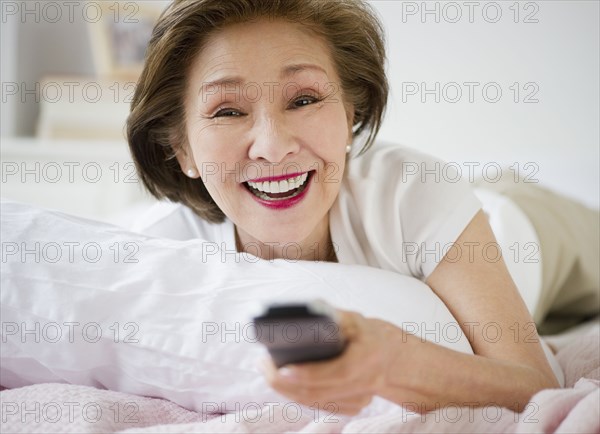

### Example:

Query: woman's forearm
xmin=377 ymin=323 xmax=560 ymax=413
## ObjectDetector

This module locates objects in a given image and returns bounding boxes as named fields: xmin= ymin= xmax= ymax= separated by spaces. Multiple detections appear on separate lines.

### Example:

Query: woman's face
xmin=180 ymin=18 xmax=354 ymax=249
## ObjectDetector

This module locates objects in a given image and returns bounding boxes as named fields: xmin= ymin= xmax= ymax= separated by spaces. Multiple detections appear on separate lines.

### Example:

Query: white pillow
xmin=0 ymin=198 xmax=473 ymax=416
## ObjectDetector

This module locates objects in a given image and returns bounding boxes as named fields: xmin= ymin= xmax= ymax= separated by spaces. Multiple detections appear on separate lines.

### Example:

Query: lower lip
xmin=243 ymin=172 xmax=313 ymax=210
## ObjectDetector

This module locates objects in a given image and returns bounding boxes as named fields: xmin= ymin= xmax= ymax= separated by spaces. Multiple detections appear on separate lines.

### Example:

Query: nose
xmin=247 ymin=111 xmax=299 ymax=163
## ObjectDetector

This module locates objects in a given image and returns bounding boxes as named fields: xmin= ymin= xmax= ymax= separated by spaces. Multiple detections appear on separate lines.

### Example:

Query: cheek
xmin=187 ymin=103 xmax=349 ymax=169
xmin=296 ymin=105 xmax=350 ymax=148
xmin=308 ymin=107 xmax=349 ymax=184
xmin=187 ymin=127 xmax=246 ymax=184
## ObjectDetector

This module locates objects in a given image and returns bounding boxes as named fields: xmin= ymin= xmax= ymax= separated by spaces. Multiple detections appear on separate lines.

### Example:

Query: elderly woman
xmin=127 ymin=0 xmax=599 ymax=416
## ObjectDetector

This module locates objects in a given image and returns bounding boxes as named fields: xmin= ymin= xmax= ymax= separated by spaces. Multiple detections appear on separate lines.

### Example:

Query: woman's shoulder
xmin=344 ymin=140 xmax=467 ymax=200
xmin=343 ymin=140 xmax=482 ymax=217
xmin=334 ymin=140 xmax=483 ymax=278
xmin=345 ymin=140 xmax=452 ymax=183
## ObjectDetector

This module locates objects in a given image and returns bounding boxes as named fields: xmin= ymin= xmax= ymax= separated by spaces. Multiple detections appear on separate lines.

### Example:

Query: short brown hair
xmin=127 ymin=0 xmax=389 ymax=223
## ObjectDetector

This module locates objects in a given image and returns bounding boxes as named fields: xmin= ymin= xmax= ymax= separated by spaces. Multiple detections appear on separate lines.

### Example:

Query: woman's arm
xmin=262 ymin=210 xmax=559 ymax=415
xmin=416 ymin=208 xmax=560 ymax=408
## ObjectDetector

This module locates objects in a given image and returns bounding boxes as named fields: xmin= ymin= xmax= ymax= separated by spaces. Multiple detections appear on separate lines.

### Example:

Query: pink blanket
xmin=2 ymin=326 xmax=598 ymax=434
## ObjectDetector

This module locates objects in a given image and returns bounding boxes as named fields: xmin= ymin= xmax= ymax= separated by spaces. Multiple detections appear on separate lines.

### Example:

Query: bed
xmin=1 ymin=319 xmax=597 ymax=433
xmin=1 ymin=199 xmax=598 ymax=434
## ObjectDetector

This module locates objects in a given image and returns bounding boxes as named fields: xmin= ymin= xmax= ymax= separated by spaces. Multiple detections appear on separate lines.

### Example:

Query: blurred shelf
xmin=36 ymin=75 xmax=133 ymax=141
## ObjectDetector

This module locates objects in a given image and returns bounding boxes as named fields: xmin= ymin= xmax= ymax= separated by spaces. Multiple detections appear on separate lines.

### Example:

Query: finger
xmin=268 ymin=341 xmax=380 ymax=388
xmin=259 ymin=351 xmax=346 ymax=387
xmin=329 ymin=394 xmax=374 ymax=416
xmin=267 ymin=368 xmax=379 ymax=405
xmin=271 ymin=377 xmax=373 ymax=402
xmin=293 ymin=392 xmax=375 ymax=417
xmin=270 ymin=368 xmax=381 ymax=402
xmin=336 ymin=309 xmax=363 ymax=340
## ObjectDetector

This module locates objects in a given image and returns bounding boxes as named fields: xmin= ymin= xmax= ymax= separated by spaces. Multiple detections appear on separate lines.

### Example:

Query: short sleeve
xmin=330 ymin=141 xmax=483 ymax=281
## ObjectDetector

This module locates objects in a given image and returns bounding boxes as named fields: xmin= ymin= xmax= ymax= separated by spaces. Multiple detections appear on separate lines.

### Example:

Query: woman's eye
xmin=292 ymin=95 xmax=321 ymax=108
xmin=212 ymin=108 xmax=243 ymax=118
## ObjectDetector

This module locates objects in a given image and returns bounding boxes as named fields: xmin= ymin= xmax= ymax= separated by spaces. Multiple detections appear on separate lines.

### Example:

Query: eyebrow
xmin=198 ymin=63 xmax=329 ymax=95
xmin=199 ymin=77 xmax=242 ymax=95
xmin=281 ymin=63 xmax=328 ymax=78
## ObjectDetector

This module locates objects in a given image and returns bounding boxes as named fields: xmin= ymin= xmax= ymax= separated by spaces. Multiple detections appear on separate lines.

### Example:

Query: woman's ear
xmin=346 ymin=104 xmax=355 ymax=144
xmin=173 ymin=143 xmax=199 ymax=178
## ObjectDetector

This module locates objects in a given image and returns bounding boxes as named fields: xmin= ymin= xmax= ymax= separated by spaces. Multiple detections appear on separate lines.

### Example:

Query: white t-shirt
xmin=130 ymin=141 xmax=484 ymax=282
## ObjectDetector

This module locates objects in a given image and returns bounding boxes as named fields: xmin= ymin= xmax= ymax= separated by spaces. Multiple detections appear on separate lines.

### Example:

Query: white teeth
xmin=247 ymin=172 xmax=308 ymax=193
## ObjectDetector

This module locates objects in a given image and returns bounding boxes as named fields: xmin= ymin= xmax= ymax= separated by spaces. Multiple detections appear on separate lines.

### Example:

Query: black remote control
xmin=253 ymin=300 xmax=347 ymax=368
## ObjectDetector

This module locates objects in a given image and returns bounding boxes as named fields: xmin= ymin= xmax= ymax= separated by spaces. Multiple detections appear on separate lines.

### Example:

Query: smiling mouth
xmin=243 ymin=171 xmax=314 ymax=201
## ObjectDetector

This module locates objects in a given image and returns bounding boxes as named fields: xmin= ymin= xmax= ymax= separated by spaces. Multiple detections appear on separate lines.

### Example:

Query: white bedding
xmin=1 ymin=198 xmax=594 ymax=433
xmin=1 ymin=198 xmax=477 ymax=417
xmin=1 ymin=319 xmax=597 ymax=433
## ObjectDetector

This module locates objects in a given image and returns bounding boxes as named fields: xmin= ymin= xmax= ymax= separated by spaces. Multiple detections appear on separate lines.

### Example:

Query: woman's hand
xmin=260 ymin=309 xmax=395 ymax=416
xmin=261 ymin=210 xmax=562 ymax=416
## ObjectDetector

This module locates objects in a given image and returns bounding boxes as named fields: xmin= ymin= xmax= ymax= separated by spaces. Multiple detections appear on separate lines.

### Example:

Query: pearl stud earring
xmin=186 ymin=168 xmax=198 ymax=178
xmin=345 ymin=144 xmax=352 ymax=154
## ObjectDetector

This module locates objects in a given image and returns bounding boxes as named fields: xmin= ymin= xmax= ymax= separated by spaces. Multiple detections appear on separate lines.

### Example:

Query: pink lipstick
xmin=243 ymin=170 xmax=314 ymax=210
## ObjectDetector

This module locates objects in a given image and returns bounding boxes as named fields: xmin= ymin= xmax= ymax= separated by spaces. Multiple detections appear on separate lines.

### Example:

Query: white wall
xmin=1 ymin=13 xmax=18 ymax=137
xmin=1 ymin=0 xmax=598 ymax=219
xmin=370 ymin=0 xmax=599 ymax=208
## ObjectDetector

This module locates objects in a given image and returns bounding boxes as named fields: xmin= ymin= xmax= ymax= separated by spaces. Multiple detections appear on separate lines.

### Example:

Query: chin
xmin=259 ymin=231 xmax=308 ymax=247
xmin=254 ymin=225 xmax=313 ymax=246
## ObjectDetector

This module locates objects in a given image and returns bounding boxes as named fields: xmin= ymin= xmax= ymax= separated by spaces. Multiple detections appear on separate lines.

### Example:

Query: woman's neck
xmin=234 ymin=221 xmax=338 ymax=263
